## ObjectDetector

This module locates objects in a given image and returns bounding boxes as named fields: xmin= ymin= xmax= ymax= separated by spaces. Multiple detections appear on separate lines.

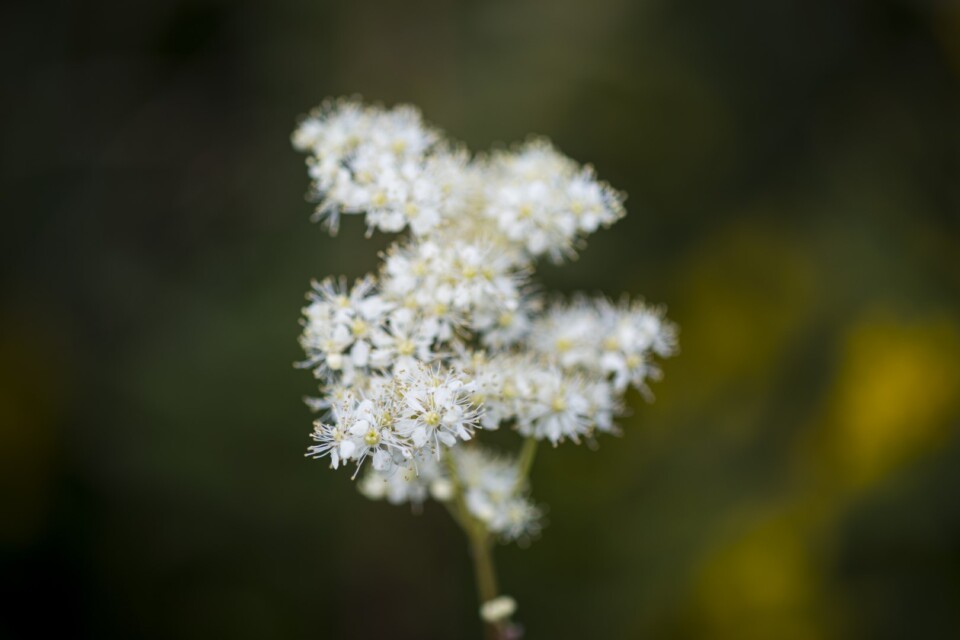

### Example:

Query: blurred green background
xmin=2 ymin=0 xmax=959 ymax=638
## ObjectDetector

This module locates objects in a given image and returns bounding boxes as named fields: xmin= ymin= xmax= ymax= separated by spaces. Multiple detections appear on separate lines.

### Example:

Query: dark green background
xmin=3 ymin=0 xmax=959 ymax=638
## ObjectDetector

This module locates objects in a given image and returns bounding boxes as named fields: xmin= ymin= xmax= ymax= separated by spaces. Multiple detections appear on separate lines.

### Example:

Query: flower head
xmin=294 ymin=98 xmax=676 ymax=549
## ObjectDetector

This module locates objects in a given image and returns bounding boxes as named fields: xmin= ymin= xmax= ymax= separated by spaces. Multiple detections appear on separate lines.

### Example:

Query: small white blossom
xmin=298 ymin=276 xmax=392 ymax=384
xmin=369 ymin=307 xmax=436 ymax=372
xmin=395 ymin=362 xmax=481 ymax=453
xmin=480 ymin=596 xmax=517 ymax=623
xmin=518 ymin=367 xmax=594 ymax=444
xmin=475 ymin=291 xmax=539 ymax=350
xmin=306 ymin=392 xmax=410 ymax=475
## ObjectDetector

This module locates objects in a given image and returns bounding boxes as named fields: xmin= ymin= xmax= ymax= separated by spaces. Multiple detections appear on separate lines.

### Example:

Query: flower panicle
xmin=294 ymin=98 xmax=677 ymax=547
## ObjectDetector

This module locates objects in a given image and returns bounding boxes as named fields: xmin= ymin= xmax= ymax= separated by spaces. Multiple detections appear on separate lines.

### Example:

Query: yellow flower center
xmin=398 ymin=339 xmax=415 ymax=356
xmin=551 ymin=396 xmax=567 ymax=412
xmin=351 ymin=318 xmax=369 ymax=337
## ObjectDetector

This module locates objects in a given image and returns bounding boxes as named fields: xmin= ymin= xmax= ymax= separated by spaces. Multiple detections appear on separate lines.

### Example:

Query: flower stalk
xmin=468 ymin=524 xmax=502 ymax=639
xmin=446 ymin=446 xmax=525 ymax=639
xmin=291 ymin=98 xmax=677 ymax=638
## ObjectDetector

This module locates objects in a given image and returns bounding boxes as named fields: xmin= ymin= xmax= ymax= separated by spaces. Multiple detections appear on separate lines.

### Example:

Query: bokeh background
xmin=3 ymin=0 xmax=960 ymax=638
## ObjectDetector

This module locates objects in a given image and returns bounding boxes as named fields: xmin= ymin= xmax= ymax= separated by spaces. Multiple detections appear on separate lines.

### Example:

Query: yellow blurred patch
xmin=656 ymin=224 xmax=816 ymax=428
xmin=692 ymin=510 xmax=837 ymax=640
xmin=830 ymin=314 xmax=960 ymax=489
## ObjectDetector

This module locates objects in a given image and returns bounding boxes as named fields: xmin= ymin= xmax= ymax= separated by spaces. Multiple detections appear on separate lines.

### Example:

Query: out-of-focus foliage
xmin=2 ymin=0 xmax=958 ymax=638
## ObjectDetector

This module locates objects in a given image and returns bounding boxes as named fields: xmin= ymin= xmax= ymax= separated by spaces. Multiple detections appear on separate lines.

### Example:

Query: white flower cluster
xmin=360 ymin=445 xmax=542 ymax=542
xmin=307 ymin=361 xmax=479 ymax=475
xmin=292 ymin=101 xmax=446 ymax=236
xmin=455 ymin=351 xmax=620 ymax=445
xmin=483 ymin=140 xmax=625 ymax=260
xmin=455 ymin=447 xmax=543 ymax=541
xmin=529 ymin=296 xmax=677 ymax=395
xmin=292 ymin=98 xmax=624 ymax=261
xmin=358 ymin=453 xmax=449 ymax=508
xmin=295 ymin=99 xmax=676 ymax=544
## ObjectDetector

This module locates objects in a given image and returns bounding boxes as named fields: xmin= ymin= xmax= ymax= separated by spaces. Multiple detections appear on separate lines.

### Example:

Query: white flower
xmin=451 ymin=351 xmax=517 ymax=428
xmin=519 ymin=367 xmax=593 ymax=444
xmin=598 ymin=298 xmax=677 ymax=392
xmin=305 ymin=420 xmax=355 ymax=470
xmin=584 ymin=379 xmax=621 ymax=435
xmin=475 ymin=290 xmax=539 ymax=350
xmin=306 ymin=391 xmax=410 ymax=475
xmin=395 ymin=362 xmax=481 ymax=453
xmin=369 ymin=307 xmax=436 ymax=372
xmin=298 ymin=275 xmax=393 ymax=384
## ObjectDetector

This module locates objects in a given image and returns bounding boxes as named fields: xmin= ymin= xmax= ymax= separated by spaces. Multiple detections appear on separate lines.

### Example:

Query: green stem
xmin=514 ymin=437 xmax=538 ymax=492
xmin=443 ymin=450 xmax=507 ymax=640
xmin=469 ymin=528 xmax=502 ymax=640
